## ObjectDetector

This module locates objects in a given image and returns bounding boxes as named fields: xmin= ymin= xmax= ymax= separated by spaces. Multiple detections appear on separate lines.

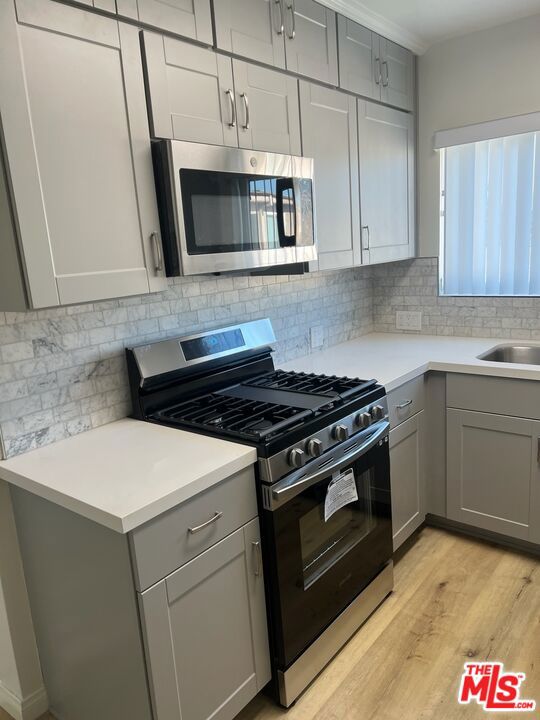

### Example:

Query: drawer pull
xmin=188 ymin=511 xmax=223 ymax=534
xmin=252 ymin=541 xmax=262 ymax=577
xmin=396 ymin=399 xmax=413 ymax=410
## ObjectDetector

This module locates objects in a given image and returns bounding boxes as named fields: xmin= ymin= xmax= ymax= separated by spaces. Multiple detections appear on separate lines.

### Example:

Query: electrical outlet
xmin=310 ymin=326 xmax=325 ymax=349
xmin=396 ymin=311 xmax=422 ymax=331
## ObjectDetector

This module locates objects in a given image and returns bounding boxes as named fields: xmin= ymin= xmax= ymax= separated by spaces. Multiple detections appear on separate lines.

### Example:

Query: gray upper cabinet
xmin=142 ymin=31 xmax=237 ymax=145
xmin=338 ymin=15 xmax=414 ymax=111
xmin=233 ymin=60 xmax=301 ymax=155
xmin=136 ymin=0 xmax=213 ymax=44
xmin=447 ymin=409 xmax=540 ymax=544
xmin=337 ymin=16 xmax=379 ymax=100
xmin=300 ymin=82 xmax=360 ymax=270
xmin=0 ymin=0 xmax=167 ymax=309
xmin=213 ymin=0 xmax=286 ymax=69
xmin=358 ymin=100 xmax=415 ymax=265
xmin=284 ymin=0 xmax=338 ymax=85
xmin=390 ymin=410 xmax=426 ymax=551
xmin=380 ymin=37 xmax=415 ymax=112
xmin=139 ymin=519 xmax=271 ymax=720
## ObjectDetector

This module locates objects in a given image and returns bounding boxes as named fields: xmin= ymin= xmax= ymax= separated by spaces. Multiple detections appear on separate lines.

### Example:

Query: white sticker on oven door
xmin=324 ymin=469 xmax=358 ymax=522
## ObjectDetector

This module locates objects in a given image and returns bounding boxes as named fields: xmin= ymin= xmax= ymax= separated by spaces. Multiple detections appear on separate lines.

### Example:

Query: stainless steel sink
xmin=478 ymin=344 xmax=540 ymax=365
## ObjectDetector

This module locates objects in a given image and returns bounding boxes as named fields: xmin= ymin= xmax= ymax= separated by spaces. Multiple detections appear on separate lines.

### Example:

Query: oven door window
xmin=180 ymin=169 xmax=311 ymax=255
xmin=267 ymin=438 xmax=392 ymax=668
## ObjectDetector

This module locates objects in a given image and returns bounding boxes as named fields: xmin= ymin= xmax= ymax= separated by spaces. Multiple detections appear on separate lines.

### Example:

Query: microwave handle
xmin=270 ymin=420 xmax=390 ymax=508
xmin=276 ymin=178 xmax=297 ymax=247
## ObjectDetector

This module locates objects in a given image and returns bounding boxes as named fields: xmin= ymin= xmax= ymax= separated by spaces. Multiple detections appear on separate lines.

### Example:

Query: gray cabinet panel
xmin=390 ymin=410 xmax=425 ymax=550
xmin=137 ymin=0 xmax=213 ymax=45
xmin=380 ymin=37 xmax=415 ymax=112
xmin=337 ymin=15 xmax=378 ymax=99
xmin=139 ymin=523 xmax=270 ymax=720
xmin=214 ymin=0 xmax=286 ymax=69
xmin=388 ymin=375 xmax=425 ymax=429
xmin=447 ymin=409 xmax=540 ymax=542
xmin=300 ymin=82 xmax=360 ymax=270
xmin=447 ymin=373 xmax=540 ymax=421
xmin=0 ymin=0 xmax=165 ymax=308
xmin=284 ymin=0 xmax=338 ymax=85
xmin=233 ymin=60 xmax=301 ymax=155
xmin=358 ymin=100 xmax=414 ymax=265
xmin=142 ymin=31 xmax=237 ymax=146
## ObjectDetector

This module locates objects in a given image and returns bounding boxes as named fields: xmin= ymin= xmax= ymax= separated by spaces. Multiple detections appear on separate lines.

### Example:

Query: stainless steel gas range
xmin=127 ymin=319 xmax=394 ymax=707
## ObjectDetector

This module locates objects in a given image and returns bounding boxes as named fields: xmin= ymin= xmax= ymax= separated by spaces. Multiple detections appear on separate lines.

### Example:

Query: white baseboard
xmin=0 ymin=682 xmax=48 ymax=720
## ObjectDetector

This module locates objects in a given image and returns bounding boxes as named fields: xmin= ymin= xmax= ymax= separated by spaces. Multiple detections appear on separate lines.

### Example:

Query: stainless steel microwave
xmin=152 ymin=140 xmax=317 ymax=276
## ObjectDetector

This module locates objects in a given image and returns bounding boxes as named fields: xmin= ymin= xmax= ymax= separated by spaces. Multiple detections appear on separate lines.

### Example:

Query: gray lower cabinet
xmin=357 ymin=100 xmax=415 ymax=265
xmin=299 ymin=82 xmax=360 ymax=270
xmin=390 ymin=411 xmax=426 ymax=551
xmin=136 ymin=0 xmax=213 ymax=44
xmin=139 ymin=519 xmax=271 ymax=720
xmin=447 ymin=409 xmax=540 ymax=544
xmin=338 ymin=14 xmax=414 ymax=112
xmin=0 ymin=0 xmax=167 ymax=309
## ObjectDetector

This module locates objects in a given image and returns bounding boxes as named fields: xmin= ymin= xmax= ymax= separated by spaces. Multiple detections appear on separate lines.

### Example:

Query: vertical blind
xmin=441 ymin=131 xmax=540 ymax=295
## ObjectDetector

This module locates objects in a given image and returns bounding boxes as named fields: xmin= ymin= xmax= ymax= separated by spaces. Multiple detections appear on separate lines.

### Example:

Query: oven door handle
xmin=270 ymin=420 xmax=390 ymax=508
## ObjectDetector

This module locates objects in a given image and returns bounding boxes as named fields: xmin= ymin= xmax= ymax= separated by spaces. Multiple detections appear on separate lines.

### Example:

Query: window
xmin=440 ymin=131 xmax=540 ymax=296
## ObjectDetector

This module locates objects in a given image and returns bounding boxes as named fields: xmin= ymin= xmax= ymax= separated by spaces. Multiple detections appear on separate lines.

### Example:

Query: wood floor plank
xmin=1 ymin=528 xmax=538 ymax=720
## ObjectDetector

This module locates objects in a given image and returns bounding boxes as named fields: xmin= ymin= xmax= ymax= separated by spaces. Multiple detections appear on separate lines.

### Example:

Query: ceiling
xmin=321 ymin=0 xmax=540 ymax=53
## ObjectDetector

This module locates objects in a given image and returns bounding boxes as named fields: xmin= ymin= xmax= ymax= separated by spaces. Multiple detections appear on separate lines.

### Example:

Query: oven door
xmin=161 ymin=140 xmax=316 ymax=275
xmin=263 ymin=421 xmax=392 ymax=669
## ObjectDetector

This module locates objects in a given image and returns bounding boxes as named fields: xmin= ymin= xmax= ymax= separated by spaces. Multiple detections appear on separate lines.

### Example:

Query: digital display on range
xmin=181 ymin=329 xmax=245 ymax=361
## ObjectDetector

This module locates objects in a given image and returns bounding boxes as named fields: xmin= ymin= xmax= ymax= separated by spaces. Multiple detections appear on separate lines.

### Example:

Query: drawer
xmin=388 ymin=375 xmax=425 ymax=428
xmin=447 ymin=373 xmax=540 ymax=420
xmin=130 ymin=466 xmax=258 ymax=591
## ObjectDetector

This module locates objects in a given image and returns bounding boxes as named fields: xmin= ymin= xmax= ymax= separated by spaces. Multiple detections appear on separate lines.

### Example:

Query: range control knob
xmin=332 ymin=424 xmax=350 ymax=442
xmin=371 ymin=405 xmax=385 ymax=421
xmin=355 ymin=412 xmax=372 ymax=429
xmin=288 ymin=448 xmax=306 ymax=469
xmin=306 ymin=438 xmax=324 ymax=458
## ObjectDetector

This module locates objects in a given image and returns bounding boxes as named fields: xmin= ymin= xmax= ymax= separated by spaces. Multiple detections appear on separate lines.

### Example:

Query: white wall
xmin=0 ymin=481 xmax=47 ymax=720
xmin=417 ymin=13 xmax=540 ymax=256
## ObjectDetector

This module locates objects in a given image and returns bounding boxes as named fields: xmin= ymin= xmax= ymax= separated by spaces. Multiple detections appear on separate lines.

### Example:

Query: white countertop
xmin=0 ymin=419 xmax=256 ymax=533
xmin=282 ymin=333 xmax=540 ymax=391
xmin=3 ymin=332 xmax=540 ymax=535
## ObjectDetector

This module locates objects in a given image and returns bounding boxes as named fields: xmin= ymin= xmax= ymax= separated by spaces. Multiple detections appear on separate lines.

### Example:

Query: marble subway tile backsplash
xmin=0 ymin=269 xmax=373 ymax=458
xmin=372 ymin=257 xmax=540 ymax=338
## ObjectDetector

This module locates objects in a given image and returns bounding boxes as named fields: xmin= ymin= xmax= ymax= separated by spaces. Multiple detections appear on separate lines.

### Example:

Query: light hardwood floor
xmin=1 ymin=527 xmax=538 ymax=720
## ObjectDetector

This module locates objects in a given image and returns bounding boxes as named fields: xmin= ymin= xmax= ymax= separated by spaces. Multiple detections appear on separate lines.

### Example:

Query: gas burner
xmin=245 ymin=370 xmax=376 ymax=402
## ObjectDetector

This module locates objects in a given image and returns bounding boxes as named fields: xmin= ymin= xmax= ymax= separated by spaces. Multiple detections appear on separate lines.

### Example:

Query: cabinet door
xmin=447 ymin=409 xmax=540 ymax=543
xmin=284 ymin=0 xmax=338 ymax=85
xmin=139 ymin=522 xmax=271 ymax=720
xmin=136 ymin=0 xmax=213 ymax=45
xmin=390 ymin=411 xmax=425 ymax=551
xmin=0 ymin=0 xmax=166 ymax=307
xmin=142 ymin=31 xmax=237 ymax=146
xmin=233 ymin=60 xmax=301 ymax=155
xmin=337 ymin=16 xmax=379 ymax=100
xmin=380 ymin=38 xmax=415 ymax=112
xmin=300 ymin=82 xmax=360 ymax=270
xmin=214 ymin=0 xmax=286 ymax=69
xmin=358 ymin=100 xmax=414 ymax=265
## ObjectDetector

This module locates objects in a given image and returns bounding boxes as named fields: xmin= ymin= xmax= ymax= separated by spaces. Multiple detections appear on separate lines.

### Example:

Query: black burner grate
xmin=245 ymin=370 xmax=375 ymax=400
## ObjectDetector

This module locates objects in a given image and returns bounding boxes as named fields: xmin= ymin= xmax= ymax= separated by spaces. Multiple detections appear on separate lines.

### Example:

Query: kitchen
xmin=0 ymin=1 xmax=539 ymax=719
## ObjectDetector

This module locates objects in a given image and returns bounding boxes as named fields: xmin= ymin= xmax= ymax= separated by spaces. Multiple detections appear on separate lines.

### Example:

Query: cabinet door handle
xmin=382 ymin=60 xmax=389 ymax=87
xmin=286 ymin=1 xmax=296 ymax=39
xmin=188 ymin=511 xmax=223 ymax=534
xmin=537 ymin=438 xmax=540 ymax=465
xmin=150 ymin=231 xmax=163 ymax=273
xmin=361 ymin=225 xmax=370 ymax=250
xmin=396 ymin=399 xmax=413 ymax=410
xmin=225 ymin=89 xmax=236 ymax=128
xmin=252 ymin=540 xmax=262 ymax=576
xmin=275 ymin=0 xmax=284 ymax=35
xmin=241 ymin=92 xmax=250 ymax=130
xmin=374 ymin=57 xmax=381 ymax=85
